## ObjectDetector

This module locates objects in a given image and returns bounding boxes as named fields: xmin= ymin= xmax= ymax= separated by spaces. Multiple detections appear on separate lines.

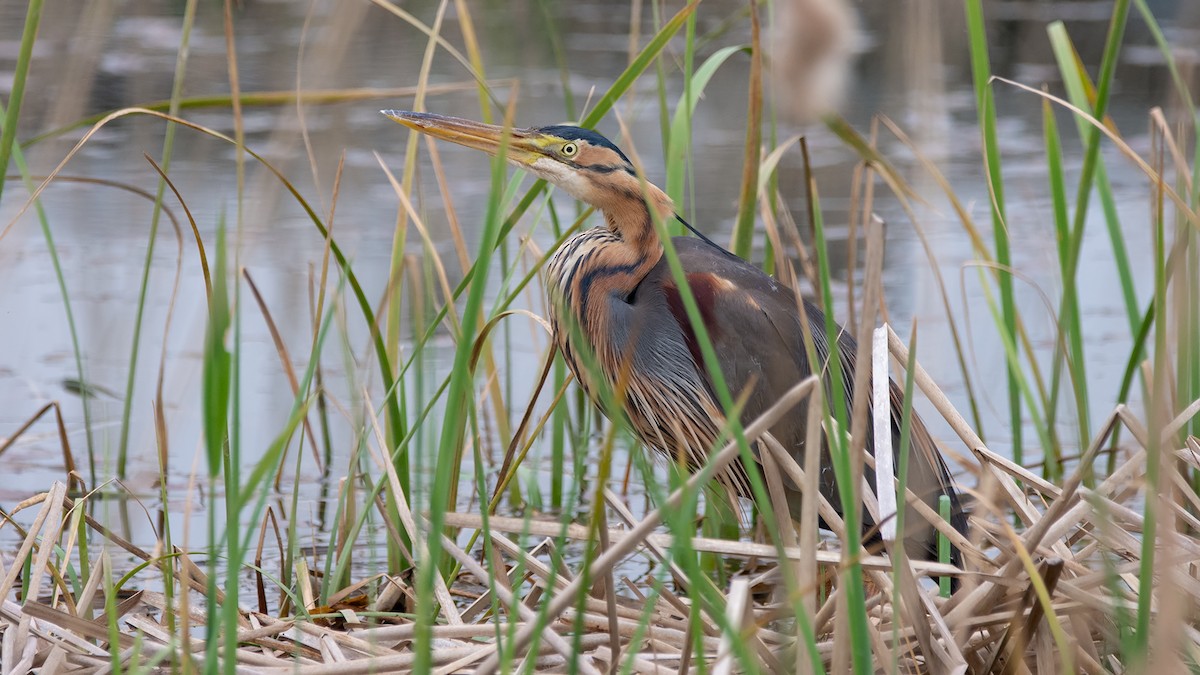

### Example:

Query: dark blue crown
xmin=538 ymin=125 xmax=632 ymax=166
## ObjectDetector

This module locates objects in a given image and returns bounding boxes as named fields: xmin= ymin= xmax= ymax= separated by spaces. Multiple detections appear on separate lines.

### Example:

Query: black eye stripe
xmin=594 ymin=164 xmax=635 ymax=176
xmin=567 ymin=160 xmax=634 ymax=176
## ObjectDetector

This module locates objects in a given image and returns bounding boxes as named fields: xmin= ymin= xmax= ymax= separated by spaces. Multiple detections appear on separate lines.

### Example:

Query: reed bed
xmin=2 ymin=357 xmax=1199 ymax=673
xmin=1 ymin=0 xmax=1198 ymax=673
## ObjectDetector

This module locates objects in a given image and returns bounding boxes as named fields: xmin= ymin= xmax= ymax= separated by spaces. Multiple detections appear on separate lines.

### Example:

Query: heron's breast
xmin=547 ymin=276 xmax=720 ymax=449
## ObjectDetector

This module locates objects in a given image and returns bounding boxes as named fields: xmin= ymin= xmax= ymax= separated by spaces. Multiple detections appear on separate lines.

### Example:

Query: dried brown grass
xmin=3 ymin=330 xmax=1198 ymax=673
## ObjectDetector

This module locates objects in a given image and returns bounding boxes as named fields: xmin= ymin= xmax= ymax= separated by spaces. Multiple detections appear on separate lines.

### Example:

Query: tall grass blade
xmin=730 ymin=0 xmax=762 ymax=259
xmin=964 ymin=0 xmax=1021 ymax=464
xmin=0 ymin=0 xmax=42 ymax=205
xmin=1041 ymin=93 xmax=1070 ymax=480
xmin=1136 ymin=167 xmax=1168 ymax=664
xmin=116 ymin=0 xmax=200 ymax=478
xmin=805 ymin=149 xmax=872 ymax=673
xmin=413 ymin=107 xmax=513 ymax=673
xmin=202 ymin=220 xmax=232 ymax=672
xmin=1047 ymin=24 xmax=1140 ymax=337
xmin=1045 ymin=2 xmax=1130 ymax=470
xmin=0 ymin=108 xmax=96 ymax=482
xmin=664 ymin=45 xmax=745 ymax=210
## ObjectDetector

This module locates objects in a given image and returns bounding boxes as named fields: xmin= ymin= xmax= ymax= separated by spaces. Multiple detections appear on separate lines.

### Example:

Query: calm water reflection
xmin=0 ymin=1 xmax=1194 ymax=555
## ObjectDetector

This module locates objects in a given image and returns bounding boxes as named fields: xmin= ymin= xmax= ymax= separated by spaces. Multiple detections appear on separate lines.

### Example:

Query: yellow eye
xmin=561 ymin=142 xmax=578 ymax=157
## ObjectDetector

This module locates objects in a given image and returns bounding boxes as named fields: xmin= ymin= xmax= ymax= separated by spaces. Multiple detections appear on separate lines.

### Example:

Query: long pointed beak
xmin=381 ymin=110 xmax=542 ymax=164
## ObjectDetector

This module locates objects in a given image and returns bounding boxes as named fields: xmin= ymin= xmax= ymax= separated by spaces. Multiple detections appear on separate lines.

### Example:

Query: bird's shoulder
xmin=656 ymin=236 xmax=808 ymax=328
xmin=634 ymin=236 xmax=815 ymax=370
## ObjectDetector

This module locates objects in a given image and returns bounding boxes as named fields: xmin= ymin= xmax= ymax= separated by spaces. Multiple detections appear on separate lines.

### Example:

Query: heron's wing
xmin=660 ymin=237 xmax=965 ymax=559
xmin=656 ymin=238 xmax=835 ymax=497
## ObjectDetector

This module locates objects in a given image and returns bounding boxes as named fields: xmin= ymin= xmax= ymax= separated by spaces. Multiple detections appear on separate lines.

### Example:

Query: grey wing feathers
xmin=671 ymin=237 xmax=965 ymax=562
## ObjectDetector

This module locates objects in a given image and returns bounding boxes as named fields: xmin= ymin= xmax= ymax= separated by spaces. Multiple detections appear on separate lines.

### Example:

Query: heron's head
xmin=383 ymin=110 xmax=671 ymax=220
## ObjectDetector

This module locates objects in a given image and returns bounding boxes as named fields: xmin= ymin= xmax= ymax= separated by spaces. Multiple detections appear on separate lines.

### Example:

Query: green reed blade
xmin=1041 ymin=94 xmax=1070 ymax=480
xmin=117 ymin=0 xmax=200 ymax=479
xmin=202 ymin=220 xmax=231 ymax=672
xmin=964 ymin=0 xmax=1022 ymax=465
xmin=0 ymin=0 xmax=41 ymax=205
xmin=730 ymin=0 xmax=763 ymax=260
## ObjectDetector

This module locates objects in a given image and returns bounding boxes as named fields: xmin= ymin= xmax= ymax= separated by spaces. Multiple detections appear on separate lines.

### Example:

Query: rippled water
xmin=0 ymin=0 xmax=1194 ymax=566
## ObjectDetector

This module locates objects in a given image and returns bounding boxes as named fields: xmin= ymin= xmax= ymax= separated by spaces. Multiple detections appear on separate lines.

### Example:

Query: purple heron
xmin=384 ymin=110 xmax=967 ymax=568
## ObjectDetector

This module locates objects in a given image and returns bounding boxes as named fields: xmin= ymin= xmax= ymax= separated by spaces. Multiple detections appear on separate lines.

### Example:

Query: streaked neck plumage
xmin=545 ymin=180 xmax=672 ymax=381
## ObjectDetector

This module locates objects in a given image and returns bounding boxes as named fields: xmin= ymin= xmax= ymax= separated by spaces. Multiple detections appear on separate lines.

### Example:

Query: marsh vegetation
xmin=0 ymin=0 xmax=1198 ymax=672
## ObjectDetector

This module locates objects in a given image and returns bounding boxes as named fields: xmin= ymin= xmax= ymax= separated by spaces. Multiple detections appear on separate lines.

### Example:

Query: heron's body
xmin=548 ymin=223 xmax=962 ymax=562
xmin=385 ymin=110 xmax=968 ymax=565
xmin=547 ymin=233 xmax=743 ymax=495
